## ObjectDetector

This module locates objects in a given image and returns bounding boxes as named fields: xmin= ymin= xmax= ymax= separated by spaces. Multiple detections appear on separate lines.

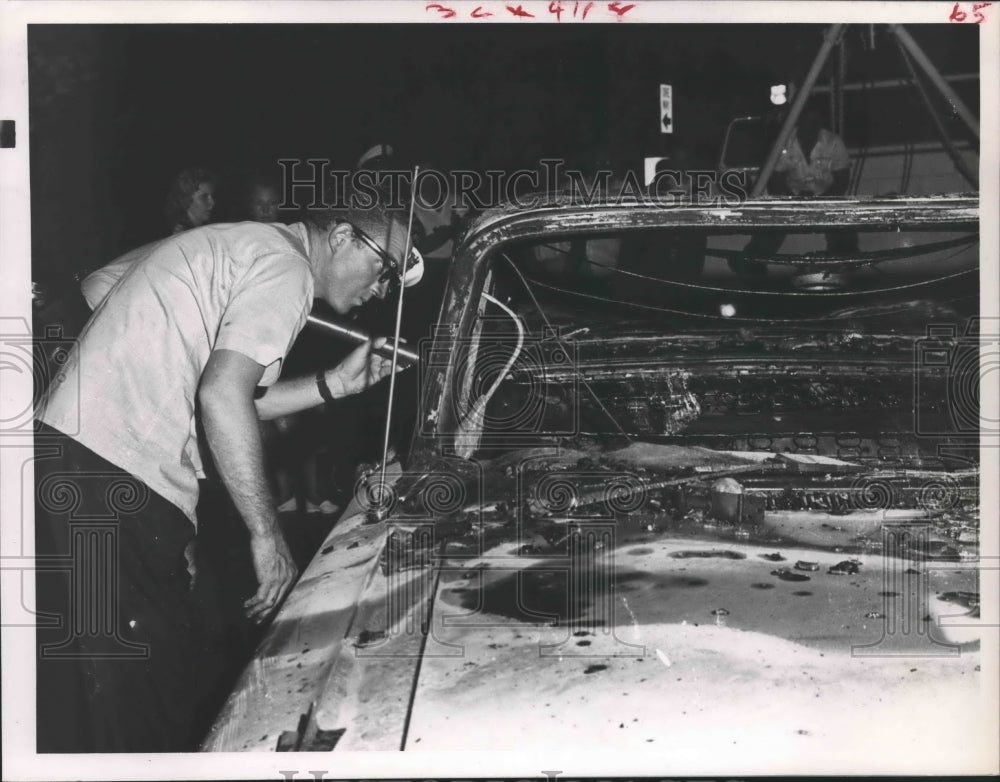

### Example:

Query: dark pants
xmin=35 ymin=423 xmax=198 ymax=752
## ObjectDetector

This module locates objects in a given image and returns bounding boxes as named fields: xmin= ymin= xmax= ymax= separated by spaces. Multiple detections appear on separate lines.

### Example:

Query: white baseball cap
xmin=357 ymin=143 xmax=395 ymax=169
xmin=402 ymin=247 xmax=424 ymax=288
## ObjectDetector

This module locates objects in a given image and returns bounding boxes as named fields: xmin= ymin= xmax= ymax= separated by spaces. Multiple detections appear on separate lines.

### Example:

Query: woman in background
xmin=164 ymin=167 xmax=217 ymax=234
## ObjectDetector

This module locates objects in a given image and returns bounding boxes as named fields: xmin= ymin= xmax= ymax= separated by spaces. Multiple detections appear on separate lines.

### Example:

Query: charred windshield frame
xmin=409 ymin=195 xmax=979 ymax=464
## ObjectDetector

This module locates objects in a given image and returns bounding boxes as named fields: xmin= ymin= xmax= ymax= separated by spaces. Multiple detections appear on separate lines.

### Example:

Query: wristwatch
xmin=316 ymin=370 xmax=335 ymax=403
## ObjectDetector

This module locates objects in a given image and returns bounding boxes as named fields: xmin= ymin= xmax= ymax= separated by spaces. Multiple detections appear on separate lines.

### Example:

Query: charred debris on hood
xmin=379 ymin=196 xmax=980 ymax=575
xmin=378 ymin=441 xmax=978 ymax=575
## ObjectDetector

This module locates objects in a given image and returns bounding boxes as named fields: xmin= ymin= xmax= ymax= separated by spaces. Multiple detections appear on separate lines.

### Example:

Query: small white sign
xmin=660 ymin=84 xmax=673 ymax=134
xmin=643 ymin=156 xmax=669 ymax=187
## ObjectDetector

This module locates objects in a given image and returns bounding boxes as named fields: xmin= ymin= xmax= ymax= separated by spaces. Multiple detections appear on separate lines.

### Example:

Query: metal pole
xmin=752 ymin=24 xmax=846 ymax=197
xmin=888 ymin=24 xmax=980 ymax=140
xmin=893 ymin=36 xmax=979 ymax=189
xmin=812 ymin=73 xmax=979 ymax=94
xmin=837 ymin=35 xmax=847 ymax=137
xmin=376 ymin=165 xmax=421 ymax=519
xmin=828 ymin=50 xmax=837 ymax=135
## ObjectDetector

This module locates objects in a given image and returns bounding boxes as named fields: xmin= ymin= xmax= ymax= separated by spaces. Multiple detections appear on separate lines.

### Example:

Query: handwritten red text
xmin=949 ymin=2 xmax=991 ymax=23
xmin=425 ymin=1 xmax=637 ymax=21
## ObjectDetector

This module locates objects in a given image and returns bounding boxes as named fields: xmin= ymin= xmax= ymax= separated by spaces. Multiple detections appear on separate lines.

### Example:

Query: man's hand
xmin=326 ymin=338 xmax=402 ymax=397
xmin=254 ymin=339 xmax=408 ymax=419
xmin=244 ymin=529 xmax=298 ymax=622
xmin=200 ymin=348 xmax=299 ymax=621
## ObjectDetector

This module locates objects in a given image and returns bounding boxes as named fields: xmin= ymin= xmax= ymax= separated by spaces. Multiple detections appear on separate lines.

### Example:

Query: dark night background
xmin=28 ymin=23 xmax=979 ymax=284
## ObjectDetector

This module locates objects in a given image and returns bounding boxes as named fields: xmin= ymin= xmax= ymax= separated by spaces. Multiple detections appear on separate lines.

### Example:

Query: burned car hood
xmin=203 ymin=439 xmax=981 ymax=760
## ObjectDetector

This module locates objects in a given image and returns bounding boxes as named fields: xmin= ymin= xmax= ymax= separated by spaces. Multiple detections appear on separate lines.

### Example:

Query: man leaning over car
xmin=35 ymin=204 xmax=423 ymax=752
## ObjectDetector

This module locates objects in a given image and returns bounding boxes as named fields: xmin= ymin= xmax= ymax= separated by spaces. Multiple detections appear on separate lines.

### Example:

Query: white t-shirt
xmin=81 ymin=238 xmax=166 ymax=310
xmin=42 ymin=222 xmax=314 ymax=524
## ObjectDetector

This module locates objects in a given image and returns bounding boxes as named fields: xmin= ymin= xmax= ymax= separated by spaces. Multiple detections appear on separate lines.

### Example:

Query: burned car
xmin=203 ymin=194 xmax=986 ymax=769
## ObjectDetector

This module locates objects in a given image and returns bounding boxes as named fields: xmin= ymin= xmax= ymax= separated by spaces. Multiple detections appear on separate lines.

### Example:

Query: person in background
xmin=768 ymin=106 xmax=852 ymax=200
xmin=733 ymin=105 xmax=857 ymax=275
xmin=164 ymin=166 xmax=218 ymax=235
xmin=244 ymin=174 xmax=282 ymax=224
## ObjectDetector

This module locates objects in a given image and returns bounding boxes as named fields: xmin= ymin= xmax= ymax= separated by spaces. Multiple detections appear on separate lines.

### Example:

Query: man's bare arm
xmin=199 ymin=348 xmax=297 ymax=622
xmin=253 ymin=338 xmax=399 ymax=420
xmin=252 ymin=372 xmax=340 ymax=420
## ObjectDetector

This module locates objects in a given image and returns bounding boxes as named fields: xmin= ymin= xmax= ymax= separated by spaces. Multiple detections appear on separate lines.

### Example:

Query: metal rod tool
xmin=305 ymin=314 xmax=419 ymax=367
xmin=376 ymin=165 xmax=421 ymax=520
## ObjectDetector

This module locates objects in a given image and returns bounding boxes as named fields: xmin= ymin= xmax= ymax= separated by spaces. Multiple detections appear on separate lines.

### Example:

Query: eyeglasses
xmin=349 ymin=223 xmax=418 ymax=287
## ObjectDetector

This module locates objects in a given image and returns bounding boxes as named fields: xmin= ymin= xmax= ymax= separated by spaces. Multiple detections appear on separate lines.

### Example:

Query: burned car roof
xmin=452 ymin=192 xmax=978 ymax=267
xmin=203 ymin=194 xmax=986 ymax=770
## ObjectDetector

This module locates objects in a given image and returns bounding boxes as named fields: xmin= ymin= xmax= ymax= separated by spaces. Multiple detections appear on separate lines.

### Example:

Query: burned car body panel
xmin=204 ymin=195 xmax=984 ymax=764
xmin=204 ymin=444 xmax=981 ymax=755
